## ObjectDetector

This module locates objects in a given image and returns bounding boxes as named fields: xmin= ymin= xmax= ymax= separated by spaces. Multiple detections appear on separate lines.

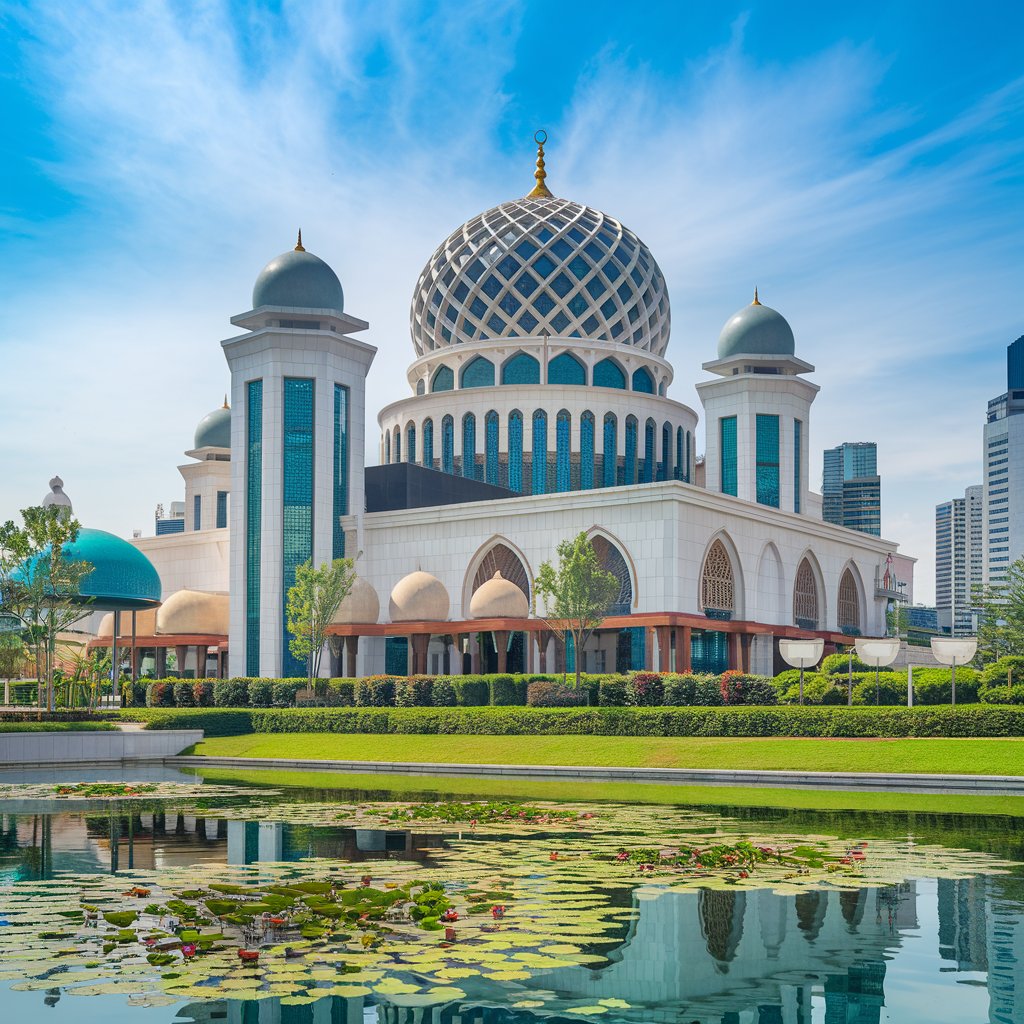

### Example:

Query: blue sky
xmin=1 ymin=0 xmax=1022 ymax=604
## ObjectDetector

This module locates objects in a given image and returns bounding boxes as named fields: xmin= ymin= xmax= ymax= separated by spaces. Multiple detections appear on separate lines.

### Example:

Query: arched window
xmin=556 ymin=409 xmax=571 ymax=492
xmin=441 ymin=415 xmax=454 ymax=474
xmin=548 ymin=351 xmax=586 ymax=385
xmin=406 ymin=422 xmax=416 ymax=464
xmin=501 ymin=352 xmax=540 ymax=385
xmin=794 ymin=558 xmax=819 ymax=630
xmin=838 ymin=568 xmax=861 ymax=634
xmin=642 ymin=418 xmax=655 ymax=483
xmin=632 ymin=367 xmax=655 ymax=394
xmin=384 ymin=431 xmax=391 ymax=464
xmin=508 ymin=410 xmax=524 ymax=493
xmin=422 ymin=418 xmax=434 ymax=469
xmin=460 ymin=355 xmax=495 ymax=389
xmin=580 ymin=411 xmax=595 ymax=490
xmin=702 ymin=540 xmax=735 ymax=619
xmin=393 ymin=426 xmax=401 ymax=463
xmin=532 ymin=410 xmax=548 ymax=494
xmin=591 ymin=535 xmax=632 ymax=613
xmin=686 ymin=430 xmax=692 ymax=482
xmin=472 ymin=543 xmax=531 ymax=603
xmin=462 ymin=413 xmax=477 ymax=479
xmin=603 ymin=413 xmax=617 ymax=488
xmin=431 ymin=365 xmax=454 ymax=392
xmin=485 ymin=410 xmax=499 ymax=485
xmin=624 ymin=416 xmax=638 ymax=485
xmin=416 ymin=379 xmax=425 ymax=396
xmin=660 ymin=422 xmax=671 ymax=481
xmin=594 ymin=358 xmax=626 ymax=389
xmin=675 ymin=426 xmax=684 ymax=481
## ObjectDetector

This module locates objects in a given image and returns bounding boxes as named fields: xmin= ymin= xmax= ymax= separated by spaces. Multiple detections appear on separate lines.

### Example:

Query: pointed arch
xmin=700 ymin=532 xmax=745 ymax=620
xmin=632 ymin=366 xmax=655 ymax=394
xmin=754 ymin=541 xmax=785 ymax=625
xmin=548 ymin=350 xmax=586 ymax=385
xmin=585 ymin=527 xmax=637 ymax=613
xmin=593 ymin=356 xmax=626 ymax=390
xmin=838 ymin=562 xmax=865 ymax=635
xmin=430 ymin=365 xmax=454 ymax=392
xmin=405 ymin=420 xmax=416 ymax=464
xmin=463 ymin=536 xmax=533 ymax=614
xmin=793 ymin=551 xmax=825 ymax=630
xmin=460 ymin=355 xmax=495 ymax=389
xmin=500 ymin=351 xmax=540 ymax=385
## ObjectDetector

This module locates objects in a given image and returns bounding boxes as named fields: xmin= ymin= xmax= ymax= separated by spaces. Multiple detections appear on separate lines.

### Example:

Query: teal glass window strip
xmin=556 ymin=410 xmax=571 ymax=492
xmin=594 ymin=358 xmax=626 ymax=389
xmin=508 ymin=411 xmax=523 ymax=492
xmin=675 ymin=427 xmax=684 ymax=481
xmin=686 ymin=430 xmax=691 ymax=482
xmin=755 ymin=413 xmax=780 ymax=508
xmin=501 ymin=352 xmax=540 ymax=385
xmin=245 ymin=379 xmax=263 ymax=677
xmin=532 ymin=410 xmax=548 ymax=494
xmin=385 ymin=432 xmax=391 ymax=464
xmin=441 ymin=415 xmax=454 ymax=474
xmin=720 ymin=416 xmax=737 ymax=496
xmin=580 ymin=411 xmax=595 ymax=489
xmin=660 ymin=424 xmax=670 ymax=481
xmin=193 ymin=494 xmax=201 ymax=531
xmin=216 ymin=490 xmax=228 ymax=530
xmin=422 ymin=418 xmax=434 ymax=468
xmin=384 ymin=636 xmax=408 ymax=675
xmin=691 ymin=629 xmax=729 ymax=673
xmin=624 ymin=416 xmax=638 ymax=485
xmin=485 ymin=411 xmax=499 ymax=485
xmin=632 ymin=367 xmax=654 ymax=393
xmin=333 ymin=385 xmax=349 ymax=559
xmin=406 ymin=422 xmax=416 ymax=464
xmin=548 ymin=352 xmax=586 ymax=385
xmin=282 ymin=377 xmax=314 ymax=678
xmin=462 ymin=413 xmax=477 ymax=479
xmin=393 ymin=428 xmax=401 ymax=463
xmin=431 ymin=366 xmax=453 ymax=392
xmin=794 ymin=419 xmax=802 ymax=513
xmin=642 ymin=419 xmax=655 ymax=483
xmin=460 ymin=356 xmax=495 ymax=389
xmin=603 ymin=414 xmax=617 ymax=487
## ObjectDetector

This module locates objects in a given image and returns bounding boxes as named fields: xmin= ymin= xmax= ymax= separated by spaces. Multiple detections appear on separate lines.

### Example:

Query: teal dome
xmin=717 ymin=296 xmax=795 ymax=360
xmin=252 ymin=239 xmax=344 ymax=312
xmin=195 ymin=404 xmax=231 ymax=450
xmin=64 ymin=529 xmax=161 ymax=610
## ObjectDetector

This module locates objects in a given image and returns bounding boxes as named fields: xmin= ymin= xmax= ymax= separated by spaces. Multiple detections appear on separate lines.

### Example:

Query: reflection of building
xmin=939 ymin=877 xmax=989 ymax=971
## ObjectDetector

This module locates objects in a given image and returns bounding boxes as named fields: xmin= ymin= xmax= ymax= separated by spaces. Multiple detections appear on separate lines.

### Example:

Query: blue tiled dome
xmin=252 ymin=242 xmax=344 ymax=312
xmin=63 ymin=529 xmax=162 ymax=610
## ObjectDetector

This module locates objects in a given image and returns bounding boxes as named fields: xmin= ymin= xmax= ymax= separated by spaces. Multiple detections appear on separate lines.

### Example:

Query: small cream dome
xmin=469 ymin=571 xmax=529 ymax=619
xmin=331 ymin=576 xmax=381 ymax=624
xmin=389 ymin=571 xmax=450 ymax=622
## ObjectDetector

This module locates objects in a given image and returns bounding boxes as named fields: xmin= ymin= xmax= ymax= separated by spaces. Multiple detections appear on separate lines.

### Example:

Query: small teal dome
xmin=252 ymin=236 xmax=344 ymax=312
xmin=64 ymin=529 xmax=161 ymax=609
xmin=717 ymin=295 xmax=795 ymax=360
xmin=195 ymin=403 xmax=231 ymax=450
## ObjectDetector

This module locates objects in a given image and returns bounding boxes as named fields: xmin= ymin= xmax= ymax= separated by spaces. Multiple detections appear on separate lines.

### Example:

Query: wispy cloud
xmin=1 ymin=1 xmax=1022 ymax=603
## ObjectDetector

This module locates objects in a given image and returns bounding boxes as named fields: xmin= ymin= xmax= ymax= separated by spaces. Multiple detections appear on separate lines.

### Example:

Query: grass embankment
xmin=0 ymin=721 xmax=117 ymax=733
xmin=190 ymin=732 xmax=1024 ymax=777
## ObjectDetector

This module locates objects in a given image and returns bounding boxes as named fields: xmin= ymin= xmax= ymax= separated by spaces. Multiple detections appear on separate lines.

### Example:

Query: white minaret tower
xmin=222 ymin=231 xmax=376 ymax=678
xmin=697 ymin=290 xmax=818 ymax=515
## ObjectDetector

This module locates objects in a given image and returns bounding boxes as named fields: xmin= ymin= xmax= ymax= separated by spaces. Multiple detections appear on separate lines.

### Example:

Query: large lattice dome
xmin=410 ymin=140 xmax=670 ymax=358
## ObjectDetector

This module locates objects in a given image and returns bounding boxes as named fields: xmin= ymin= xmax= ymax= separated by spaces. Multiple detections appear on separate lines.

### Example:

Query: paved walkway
xmin=167 ymin=755 xmax=1024 ymax=796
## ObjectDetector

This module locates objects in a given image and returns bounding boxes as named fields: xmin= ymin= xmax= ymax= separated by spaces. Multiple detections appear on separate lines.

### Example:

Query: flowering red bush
xmin=626 ymin=672 xmax=665 ymax=706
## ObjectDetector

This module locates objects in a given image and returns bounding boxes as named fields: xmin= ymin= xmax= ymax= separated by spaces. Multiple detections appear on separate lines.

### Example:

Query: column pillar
xmin=644 ymin=627 xmax=654 ymax=672
xmin=174 ymin=645 xmax=188 ymax=679
xmin=680 ymin=625 xmax=692 ymax=673
xmin=741 ymin=634 xmax=752 ymax=674
xmin=494 ymin=631 xmax=509 ymax=674
xmin=155 ymin=646 xmax=167 ymax=678
xmin=195 ymin=646 xmax=209 ymax=679
xmin=131 ymin=646 xmax=142 ymax=680
xmin=345 ymin=635 xmax=359 ymax=678
xmin=655 ymin=626 xmax=671 ymax=672
xmin=535 ymin=630 xmax=550 ymax=673
xmin=727 ymin=632 xmax=740 ymax=671
xmin=449 ymin=634 xmax=463 ymax=675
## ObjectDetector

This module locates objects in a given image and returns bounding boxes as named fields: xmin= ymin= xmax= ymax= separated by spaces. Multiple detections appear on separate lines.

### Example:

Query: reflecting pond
xmin=2 ymin=768 xmax=1024 ymax=1023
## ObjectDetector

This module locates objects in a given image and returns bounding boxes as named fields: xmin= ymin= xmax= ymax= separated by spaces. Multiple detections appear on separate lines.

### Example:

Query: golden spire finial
xmin=295 ymin=228 xmax=305 ymax=252
xmin=222 ymin=393 xmax=229 ymax=409
xmin=526 ymin=130 xmax=553 ymax=199
xmin=752 ymin=286 xmax=761 ymax=305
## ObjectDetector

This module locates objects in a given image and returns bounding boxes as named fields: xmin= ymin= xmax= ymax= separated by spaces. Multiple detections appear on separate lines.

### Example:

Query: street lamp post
xmin=778 ymin=638 xmax=825 ymax=705
xmin=854 ymin=637 xmax=901 ymax=705
xmin=930 ymin=637 xmax=978 ymax=707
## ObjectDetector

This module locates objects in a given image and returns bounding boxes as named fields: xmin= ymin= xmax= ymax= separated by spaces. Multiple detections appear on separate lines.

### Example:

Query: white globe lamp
xmin=778 ymin=638 xmax=824 ymax=705
xmin=854 ymin=637 xmax=901 ymax=705
xmin=930 ymin=637 xmax=978 ymax=707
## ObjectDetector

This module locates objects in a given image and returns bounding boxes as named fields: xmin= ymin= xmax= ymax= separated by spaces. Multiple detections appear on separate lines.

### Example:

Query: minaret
xmin=697 ymin=290 xmax=818 ymax=513
xmin=222 ymin=232 xmax=376 ymax=677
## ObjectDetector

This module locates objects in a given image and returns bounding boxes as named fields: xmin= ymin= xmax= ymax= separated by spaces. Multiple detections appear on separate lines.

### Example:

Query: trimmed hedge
xmin=123 ymin=704 xmax=1024 ymax=738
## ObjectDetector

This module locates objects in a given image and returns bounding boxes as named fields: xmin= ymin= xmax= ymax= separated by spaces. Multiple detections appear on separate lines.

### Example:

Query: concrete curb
xmin=0 ymin=730 xmax=203 ymax=767
xmin=167 ymin=755 xmax=1024 ymax=796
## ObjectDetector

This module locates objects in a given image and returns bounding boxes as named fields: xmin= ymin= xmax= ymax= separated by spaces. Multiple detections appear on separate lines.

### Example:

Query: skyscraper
xmin=935 ymin=484 xmax=983 ymax=636
xmin=822 ymin=442 xmax=881 ymax=536
xmin=983 ymin=336 xmax=1024 ymax=586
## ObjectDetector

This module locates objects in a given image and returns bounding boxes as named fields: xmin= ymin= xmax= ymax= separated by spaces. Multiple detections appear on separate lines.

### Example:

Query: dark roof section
xmin=365 ymin=463 xmax=517 ymax=513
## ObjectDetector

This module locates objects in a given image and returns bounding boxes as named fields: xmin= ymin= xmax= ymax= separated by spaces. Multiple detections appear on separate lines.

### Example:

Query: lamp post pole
xmin=847 ymin=649 xmax=853 ymax=706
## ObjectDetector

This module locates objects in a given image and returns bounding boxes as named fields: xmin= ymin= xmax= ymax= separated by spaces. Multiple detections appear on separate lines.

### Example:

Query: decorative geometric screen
xmin=838 ymin=569 xmax=860 ymax=634
xmin=472 ymin=543 xmax=530 ymax=602
xmin=580 ymin=411 xmax=595 ymax=489
xmin=793 ymin=558 xmax=819 ymax=629
xmin=591 ymin=535 xmax=632 ymax=614
xmin=508 ymin=410 xmax=524 ymax=492
xmin=701 ymin=540 xmax=735 ymax=616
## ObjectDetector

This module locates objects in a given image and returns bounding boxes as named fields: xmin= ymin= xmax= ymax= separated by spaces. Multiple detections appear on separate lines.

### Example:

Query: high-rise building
xmin=935 ymin=484 xmax=983 ymax=635
xmin=822 ymin=442 xmax=881 ymax=536
xmin=983 ymin=336 xmax=1024 ymax=586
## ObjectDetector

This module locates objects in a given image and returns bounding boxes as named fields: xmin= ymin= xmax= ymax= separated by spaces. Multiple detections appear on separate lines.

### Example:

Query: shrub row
xmin=126 ymin=704 xmax=1024 ymax=738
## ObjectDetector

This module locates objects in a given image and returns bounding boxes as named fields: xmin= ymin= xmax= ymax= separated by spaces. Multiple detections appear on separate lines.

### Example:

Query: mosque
xmin=85 ymin=134 xmax=913 ymax=680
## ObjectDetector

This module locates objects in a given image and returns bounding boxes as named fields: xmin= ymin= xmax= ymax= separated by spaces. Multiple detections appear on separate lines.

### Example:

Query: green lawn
xmin=190 ymin=732 xmax=1024 ymax=777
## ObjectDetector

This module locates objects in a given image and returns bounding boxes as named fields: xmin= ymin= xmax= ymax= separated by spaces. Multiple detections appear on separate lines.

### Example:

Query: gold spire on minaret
xmin=222 ymin=394 xmax=229 ymax=409
xmin=295 ymin=229 xmax=305 ymax=252
xmin=752 ymin=286 xmax=761 ymax=305
xmin=526 ymin=130 xmax=553 ymax=199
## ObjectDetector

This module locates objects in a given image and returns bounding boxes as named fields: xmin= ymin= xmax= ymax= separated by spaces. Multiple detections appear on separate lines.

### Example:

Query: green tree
xmin=533 ymin=532 xmax=619 ymax=691
xmin=974 ymin=556 xmax=1024 ymax=663
xmin=0 ymin=506 xmax=93 ymax=711
xmin=0 ymin=631 xmax=27 ymax=705
xmin=286 ymin=557 xmax=356 ymax=689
